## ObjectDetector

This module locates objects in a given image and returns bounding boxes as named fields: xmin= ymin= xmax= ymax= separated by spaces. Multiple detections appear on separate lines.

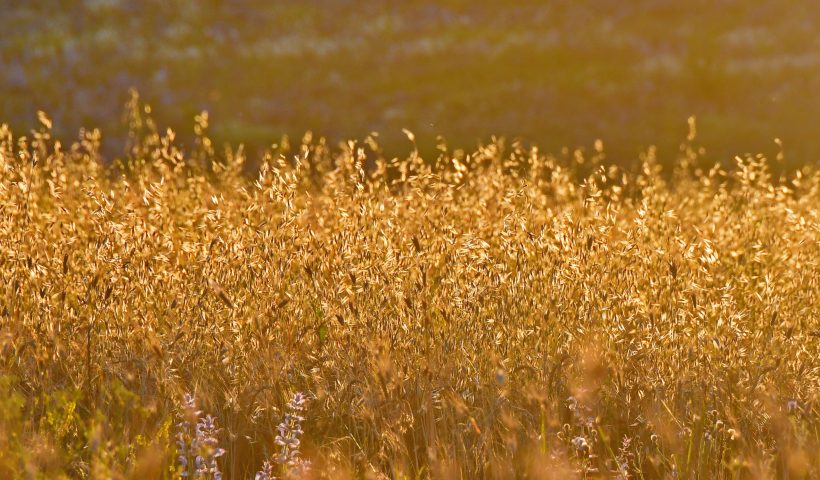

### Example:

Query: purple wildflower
xmin=572 ymin=436 xmax=590 ymax=457
xmin=255 ymin=392 xmax=311 ymax=479
xmin=176 ymin=394 xmax=201 ymax=478
xmin=175 ymin=394 xmax=225 ymax=480
xmin=254 ymin=460 xmax=275 ymax=480
xmin=194 ymin=414 xmax=225 ymax=479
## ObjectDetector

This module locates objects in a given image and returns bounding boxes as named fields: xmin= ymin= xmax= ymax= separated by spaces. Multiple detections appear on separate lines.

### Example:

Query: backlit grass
xmin=0 ymin=102 xmax=817 ymax=478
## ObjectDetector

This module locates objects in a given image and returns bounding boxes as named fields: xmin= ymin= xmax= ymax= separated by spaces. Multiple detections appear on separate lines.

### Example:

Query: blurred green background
xmin=1 ymin=0 xmax=818 ymax=166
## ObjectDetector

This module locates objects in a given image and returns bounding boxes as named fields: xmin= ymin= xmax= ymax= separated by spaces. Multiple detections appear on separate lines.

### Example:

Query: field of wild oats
xmin=0 ymin=101 xmax=818 ymax=479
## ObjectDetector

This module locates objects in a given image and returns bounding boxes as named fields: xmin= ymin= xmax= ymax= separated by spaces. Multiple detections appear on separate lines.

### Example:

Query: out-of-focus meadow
xmin=1 ymin=2 xmax=819 ymax=479
xmin=2 ymin=0 xmax=819 ymax=164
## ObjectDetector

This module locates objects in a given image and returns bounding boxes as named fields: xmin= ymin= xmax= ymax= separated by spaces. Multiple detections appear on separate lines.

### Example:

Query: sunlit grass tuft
xmin=0 ymin=101 xmax=817 ymax=479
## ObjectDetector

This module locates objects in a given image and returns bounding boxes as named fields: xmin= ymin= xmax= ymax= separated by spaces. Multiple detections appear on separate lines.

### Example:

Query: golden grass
xmin=0 ymin=100 xmax=818 ymax=479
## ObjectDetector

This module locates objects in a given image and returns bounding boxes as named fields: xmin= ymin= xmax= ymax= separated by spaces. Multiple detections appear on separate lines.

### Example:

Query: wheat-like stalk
xmin=0 ymin=104 xmax=817 ymax=479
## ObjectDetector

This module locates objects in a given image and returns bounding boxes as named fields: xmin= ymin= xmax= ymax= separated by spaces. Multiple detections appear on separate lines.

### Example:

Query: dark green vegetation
xmin=2 ymin=0 xmax=818 ymax=164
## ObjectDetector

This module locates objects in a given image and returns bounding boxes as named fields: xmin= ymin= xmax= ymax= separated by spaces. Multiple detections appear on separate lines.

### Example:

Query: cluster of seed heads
xmin=0 ymin=106 xmax=817 ymax=478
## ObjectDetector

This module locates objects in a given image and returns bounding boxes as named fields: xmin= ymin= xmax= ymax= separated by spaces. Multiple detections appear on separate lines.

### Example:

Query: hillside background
xmin=1 ymin=0 xmax=818 ymax=165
